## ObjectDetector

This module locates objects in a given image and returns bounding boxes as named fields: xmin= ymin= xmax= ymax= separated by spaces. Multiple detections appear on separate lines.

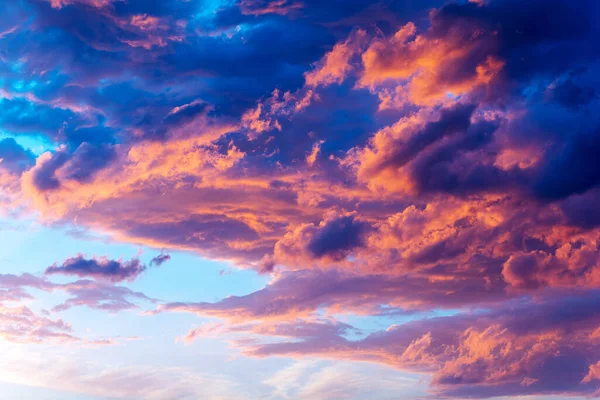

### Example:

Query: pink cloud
xmin=304 ymin=30 xmax=367 ymax=88
xmin=239 ymin=0 xmax=303 ymax=16
xmin=224 ymin=292 xmax=600 ymax=397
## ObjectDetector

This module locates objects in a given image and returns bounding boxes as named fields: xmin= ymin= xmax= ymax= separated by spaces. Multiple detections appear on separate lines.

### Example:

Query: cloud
xmin=306 ymin=215 xmax=371 ymax=259
xmin=46 ymin=0 xmax=118 ymax=9
xmin=153 ymin=267 xmax=507 ymax=323
xmin=0 ymin=303 xmax=77 ymax=344
xmin=304 ymin=30 xmax=367 ymax=88
xmin=0 ymin=138 xmax=35 ymax=174
xmin=0 ymin=272 xmax=154 ymax=316
xmin=0 ymin=351 xmax=244 ymax=400
xmin=150 ymin=253 xmax=171 ymax=267
xmin=52 ymin=280 xmax=155 ymax=313
xmin=358 ymin=17 xmax=503 ymax=105
xmin=177 ymin=322 xmax=224 ymax=344
xmin=239 ymin=0 xmax=304 ymax=16
xmin=0 ymin=272 xmax=136 ymax=345
xmin=45 ymin=254 xmax=147 ymax=283
xmin=305 ymin=140 xmax=324 ymax=167
xmin=228 ymin=291 xmax=600 ymax=398
xmin=3 ymin=0 xmax=600 ymax=397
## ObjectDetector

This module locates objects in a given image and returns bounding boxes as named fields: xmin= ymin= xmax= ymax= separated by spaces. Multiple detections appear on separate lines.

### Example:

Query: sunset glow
xmin=1 ymin=0 xmax=600 ymax=399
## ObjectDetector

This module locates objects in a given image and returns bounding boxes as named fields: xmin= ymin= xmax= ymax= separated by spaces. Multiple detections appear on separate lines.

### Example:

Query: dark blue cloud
xmin=533 ymin=119 xmax=600 ymax=200
xmin=434 ymin=0 xmax=600 ymax=87
xmin=307 ymin=215 xmax=371 ymax=259
xmin=560 ymin=189 xmax=600 ymax=229
xmin=32 ymin=150 xmax=70 ymax=191
xmin=391 ymin=104 xmax=476 ymax=170
xmin=150 ymin=253 xmax=171 ymax=267
xmin=45 ymin=255 xmax=147 ymax=282
xmin=0 ymin=138 xmax=35 ymax=174
xmin=32 ymin=142 xmax=117 ymax=191
xmin=62 ymin=142 xmax=117 ymax=182
xmin=547 ymin=78 xmax=597 ymax=109
xmin=0 ymin=98 xmax=80 ymax=139
xmin=412 ymin=119 xmax=517 ymax=195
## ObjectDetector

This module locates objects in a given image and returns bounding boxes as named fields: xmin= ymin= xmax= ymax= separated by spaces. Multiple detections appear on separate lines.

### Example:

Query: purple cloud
xmin=46 ymin=255 xmax=147 ymax=283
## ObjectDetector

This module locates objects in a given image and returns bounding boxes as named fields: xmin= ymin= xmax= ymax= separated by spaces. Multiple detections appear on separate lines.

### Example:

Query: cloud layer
xmin=1 ymin=0 xmax=600 ymax=397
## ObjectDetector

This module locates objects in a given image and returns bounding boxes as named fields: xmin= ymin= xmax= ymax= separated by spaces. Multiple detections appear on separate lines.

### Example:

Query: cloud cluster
xmin=1 ymin=0 xmax=600 ymax=397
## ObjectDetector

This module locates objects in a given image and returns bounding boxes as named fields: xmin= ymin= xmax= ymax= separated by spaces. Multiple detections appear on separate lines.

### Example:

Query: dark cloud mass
xmin=0 ymin=138 xmax=35 ymax=174
xmin=307 ymin=215 xmax=370 ymax=259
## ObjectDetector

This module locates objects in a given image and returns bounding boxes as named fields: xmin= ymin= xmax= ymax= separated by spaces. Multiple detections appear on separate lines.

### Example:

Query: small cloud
xmin=150 ymin=253 xmax=171 ymax=267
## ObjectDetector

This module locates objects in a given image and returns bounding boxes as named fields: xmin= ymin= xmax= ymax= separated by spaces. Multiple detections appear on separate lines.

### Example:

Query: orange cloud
xmin=359 ymin=18 xmax=504 ymax=105
xmin=304 ymin=30 xmax=367 ymax=88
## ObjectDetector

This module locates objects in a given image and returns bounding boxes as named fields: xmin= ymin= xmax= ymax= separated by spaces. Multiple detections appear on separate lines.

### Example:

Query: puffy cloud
xmin=350 ymin=103 xmax=479 ymax=192
xmin=270 ymin=214 xmax=373 ymax=268
xmin=0 ymin=138 xmax=35 ymax=174
xmin=304 ymin=30 xmax=367 ymax=88
xmin=305 ymin=215 xmax=370 ymax=259
xmin=358 ymin=18 xmax=503 ymax=105
xmin=45 ymin=254 xmax=147 ymax=283
xmin=28 ymin=143 xmax=118 ymax=193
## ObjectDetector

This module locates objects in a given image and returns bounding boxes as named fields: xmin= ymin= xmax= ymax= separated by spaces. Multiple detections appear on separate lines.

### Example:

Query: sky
xmin=0 ymin=0 xmax=599 ymax=399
